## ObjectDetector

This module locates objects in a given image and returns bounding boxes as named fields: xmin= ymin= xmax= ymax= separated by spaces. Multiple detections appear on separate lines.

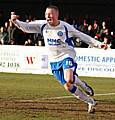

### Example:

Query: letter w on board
xmin=26 ymin=57 xmax=35 ymax=64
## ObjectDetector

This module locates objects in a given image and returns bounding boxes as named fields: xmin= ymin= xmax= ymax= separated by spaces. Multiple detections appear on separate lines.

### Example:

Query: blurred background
xmin=0 ymin=0 xmax=115 ymax=25
xmin=0 ymin=0 xmax=115 ymax=47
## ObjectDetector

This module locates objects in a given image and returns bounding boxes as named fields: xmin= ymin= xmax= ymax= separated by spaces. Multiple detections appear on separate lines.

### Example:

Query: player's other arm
xmin=10 ymin=12 xmax=41 ymax=33
xmin=72 ymin=28 xmax=109 ymax=49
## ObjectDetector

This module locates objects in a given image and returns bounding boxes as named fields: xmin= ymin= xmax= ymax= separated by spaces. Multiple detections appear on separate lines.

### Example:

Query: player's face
xmin=45 ymin=8 xmax=59 ymax=26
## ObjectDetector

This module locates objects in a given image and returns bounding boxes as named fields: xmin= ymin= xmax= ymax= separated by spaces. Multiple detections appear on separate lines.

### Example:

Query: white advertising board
xmin=0 ymin=45 xmax=115 ymax=78
xmin=0 ymin=45 xmax=49 ymax=74
xmin=75 ymin=48 xmax=115 ymax=78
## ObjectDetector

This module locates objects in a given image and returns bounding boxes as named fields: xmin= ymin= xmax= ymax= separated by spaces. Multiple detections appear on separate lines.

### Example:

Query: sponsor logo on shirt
xmin=47 ymin=38 xmax=61 ymax=45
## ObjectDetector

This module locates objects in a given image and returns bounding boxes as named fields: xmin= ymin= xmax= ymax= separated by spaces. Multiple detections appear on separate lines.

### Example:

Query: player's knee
xmin=64 ymin=82 xmax=77 ymax=93
xmin=65 ymin=77 xmax=73 ymax=84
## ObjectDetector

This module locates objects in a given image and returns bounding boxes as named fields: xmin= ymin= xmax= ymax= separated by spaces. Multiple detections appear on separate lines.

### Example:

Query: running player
xmin=11 ymin=5 xmax=108 ymax=113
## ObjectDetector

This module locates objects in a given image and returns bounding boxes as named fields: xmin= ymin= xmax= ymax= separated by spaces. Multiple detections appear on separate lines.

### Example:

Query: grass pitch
xmin=0 ymin=73 xmax=115 ymax=120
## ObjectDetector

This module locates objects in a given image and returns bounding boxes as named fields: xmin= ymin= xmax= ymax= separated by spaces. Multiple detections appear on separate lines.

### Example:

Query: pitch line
xmin=41 ymin=92 xmax=115 ymax=100
xmin=94 ymin=93 xmax=115 ymax=96
xmin=18 ymin=93 xmax=115 ymax=102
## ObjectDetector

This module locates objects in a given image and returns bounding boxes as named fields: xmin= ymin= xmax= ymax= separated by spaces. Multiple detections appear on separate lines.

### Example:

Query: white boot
xmin=88 ymin=100 xmax=97 ymax=113
xmin=73 ymin=87 xmax=96 ymax=113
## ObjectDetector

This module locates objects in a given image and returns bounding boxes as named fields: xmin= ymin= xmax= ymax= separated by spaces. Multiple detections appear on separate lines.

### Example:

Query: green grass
xmin=0 ymin=73 xmax=115 ymax=120
xmin=0 ymin=73 xmax=67 ymax=99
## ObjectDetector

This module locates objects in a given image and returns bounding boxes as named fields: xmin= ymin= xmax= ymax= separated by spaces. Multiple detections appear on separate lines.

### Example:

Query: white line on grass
xmin=18 ymin=93 xmax=115 ymax=102
xmin=40 ymin=92 xmax=115 ymax=100
xmin=95 ymin=93 xmax=115 ymax=96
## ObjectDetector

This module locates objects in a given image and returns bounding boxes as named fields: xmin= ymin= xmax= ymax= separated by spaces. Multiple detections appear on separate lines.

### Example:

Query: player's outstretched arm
xmin=90 ymin=38 xmax=110 ymax=50
xmin=10 ymin=12 xmax=41 ymax=33
xmin=72 ymin=28 xmax=110 ymax=50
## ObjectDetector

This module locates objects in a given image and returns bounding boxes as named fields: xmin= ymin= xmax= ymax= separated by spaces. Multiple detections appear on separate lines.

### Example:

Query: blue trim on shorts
xmin=50 ymin=57 xmax=78 ymax=85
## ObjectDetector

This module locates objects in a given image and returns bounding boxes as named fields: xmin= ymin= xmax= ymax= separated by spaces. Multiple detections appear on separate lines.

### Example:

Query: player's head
xmin=45 ymin=5 xmax=59 ymax=26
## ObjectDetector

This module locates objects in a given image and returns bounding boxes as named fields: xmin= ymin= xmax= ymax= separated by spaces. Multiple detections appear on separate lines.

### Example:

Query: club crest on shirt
xmin=57 ymin=31 xmax=63 ymax=36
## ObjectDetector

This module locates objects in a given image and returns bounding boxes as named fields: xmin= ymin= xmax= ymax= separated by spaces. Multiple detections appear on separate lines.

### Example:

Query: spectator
xmin=33 ymin=33 xmax=44 ymax=46
xmin=7 ymin=19 xmax=17 ymax=43
xmin=87 ymin=24 xmax=95 ymax=37
xmin=92 ymin=20 xmax=100 ymax=36
xmin=0 ymin=26 xmax=9 ymax=44
xmin=71 ymin=19 xmax=78 ymax=29
xmin=110 ymin=31 xmax=115 ymax=49
xmin=78 ymin=19 xmax=89 ymax=48
xmin=99 ymin=21 xmax=108 ymax=40
xmin=78 ymin=19 xmax=88 ymax=34
xmin=24 ymin=38 xmax=35 ymax=46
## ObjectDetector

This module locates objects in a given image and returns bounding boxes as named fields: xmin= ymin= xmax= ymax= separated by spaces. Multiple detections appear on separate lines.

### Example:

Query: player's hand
xmin=100 ymin=44 xmax=108 ymax=50
xmin=11 ymin=12 xmax=18 ymax=21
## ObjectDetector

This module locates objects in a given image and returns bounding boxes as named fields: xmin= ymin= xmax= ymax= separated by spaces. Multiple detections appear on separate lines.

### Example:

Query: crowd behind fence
xmin=0 ymin=14 xmax=115 ymax=49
